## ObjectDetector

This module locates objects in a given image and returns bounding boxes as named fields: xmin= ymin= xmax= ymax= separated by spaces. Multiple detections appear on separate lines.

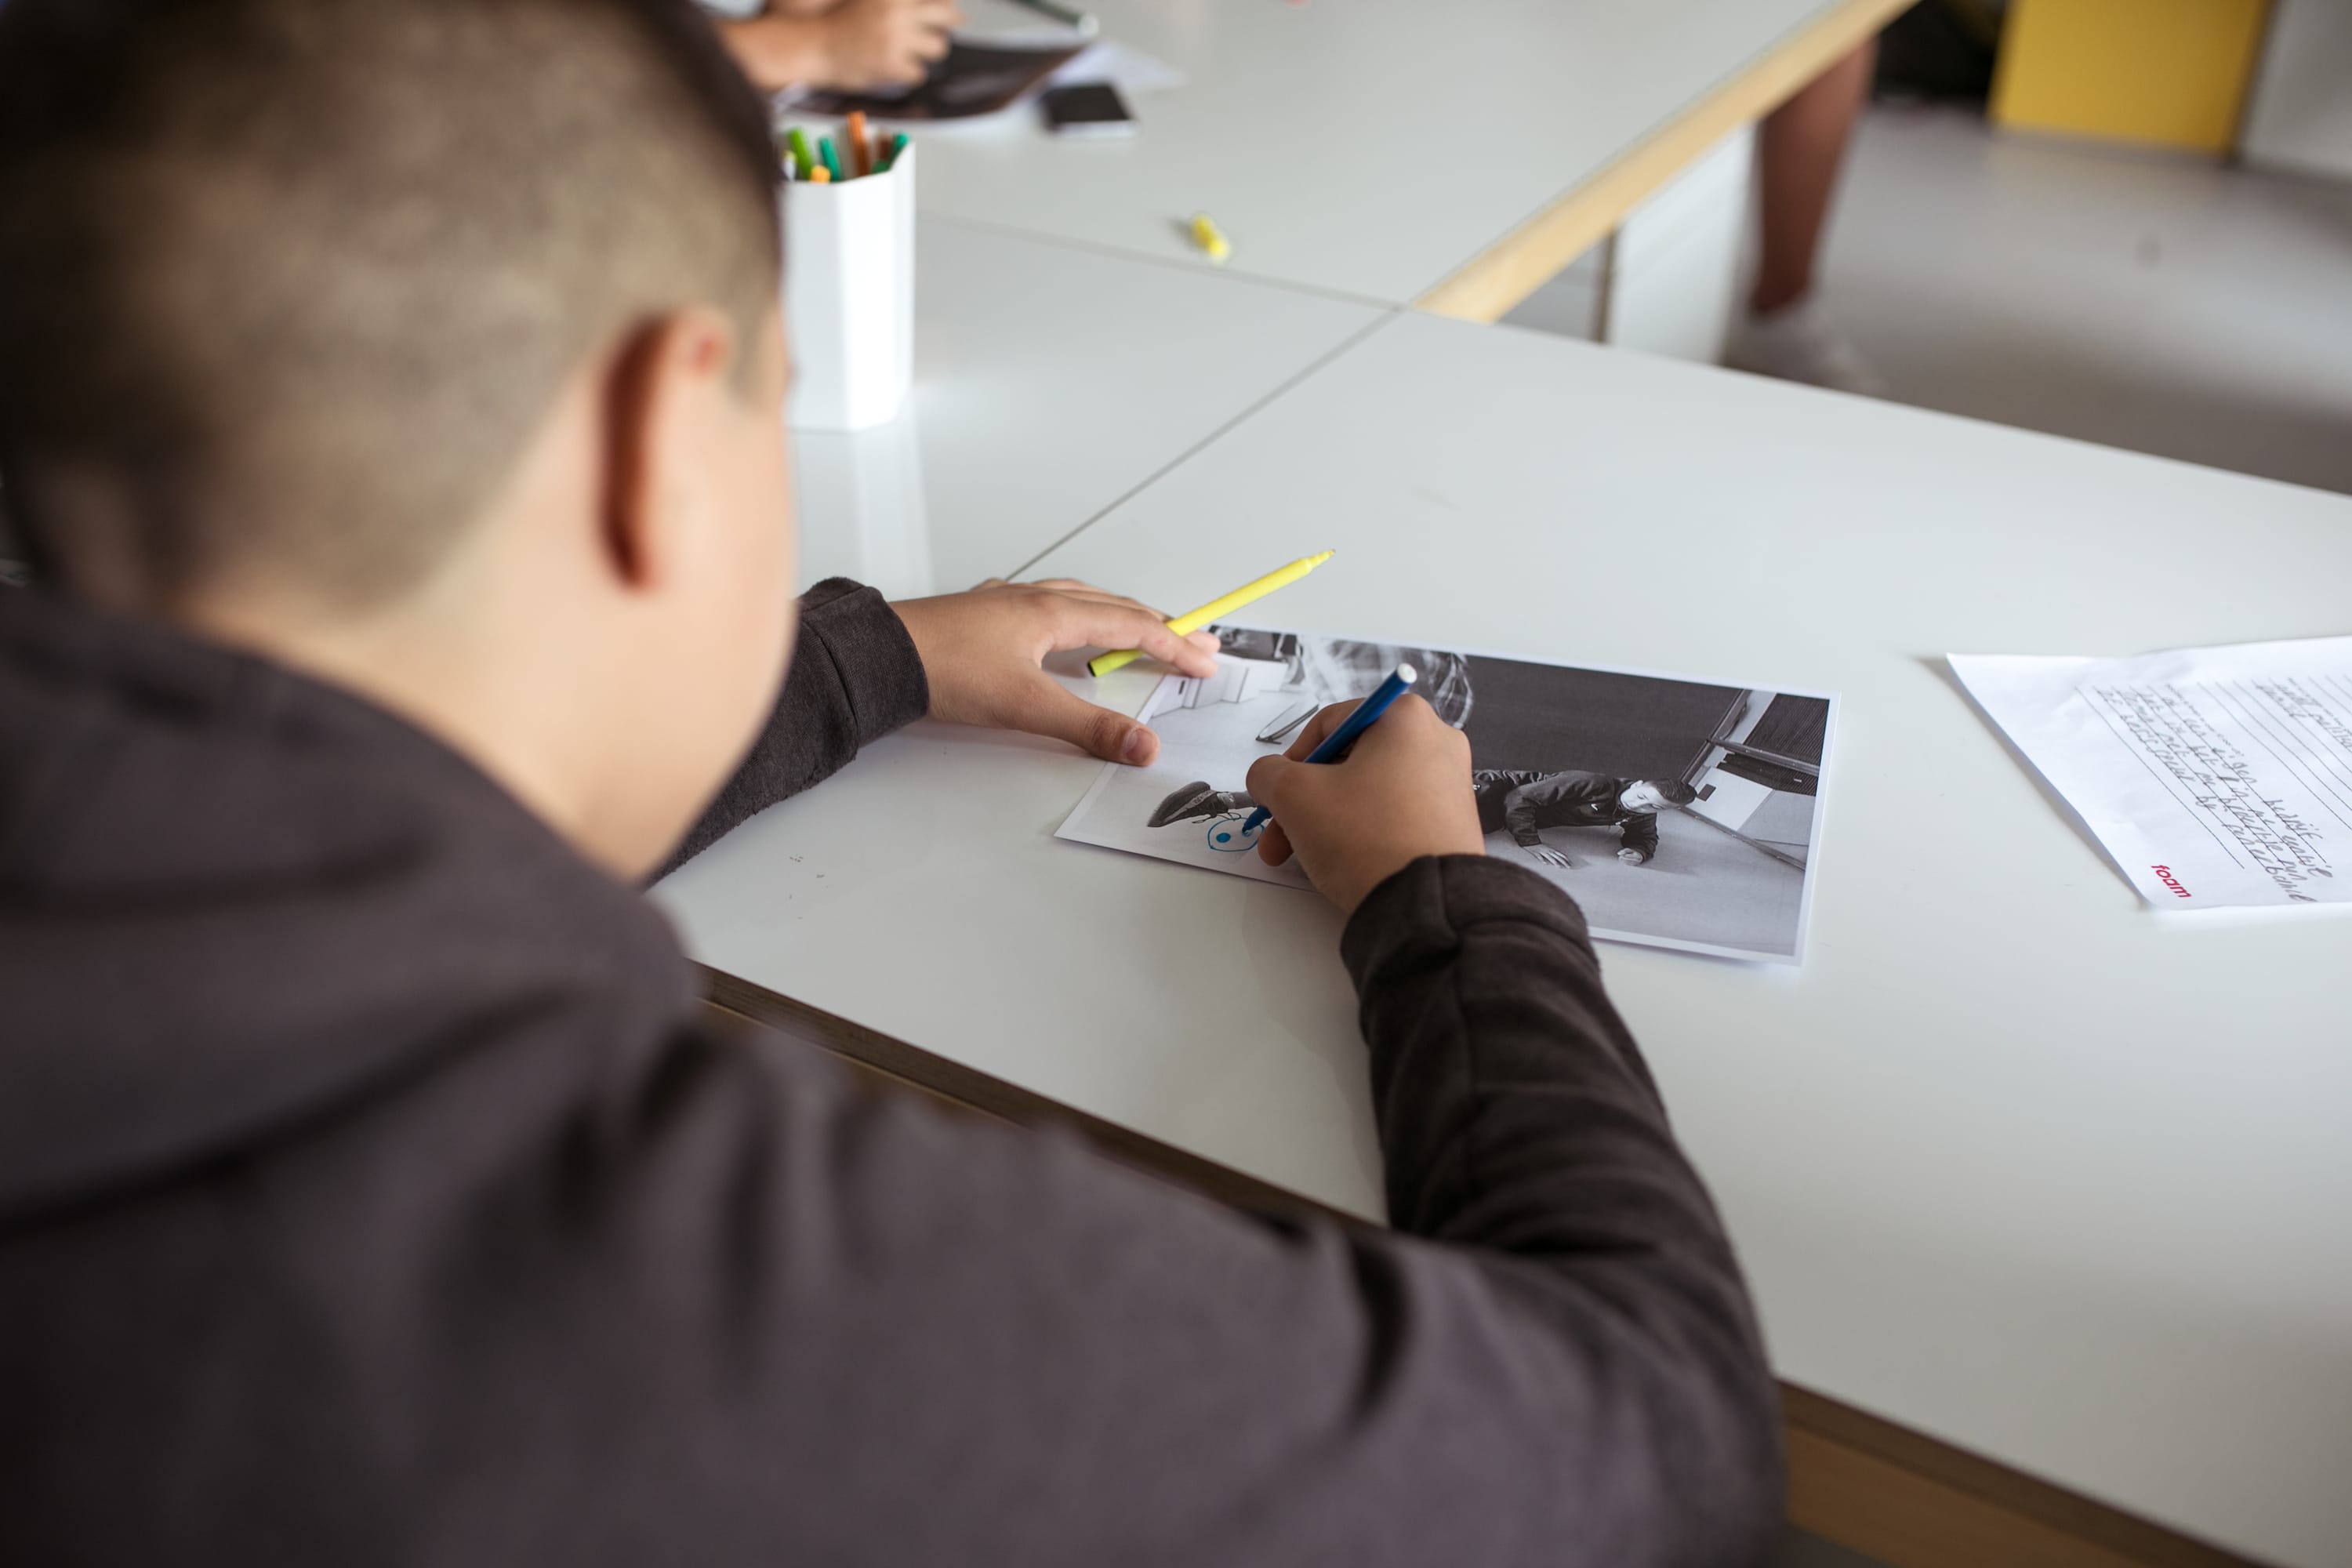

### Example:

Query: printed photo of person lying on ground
xmin=1058 ymin=625 xmax=1835 ymax=963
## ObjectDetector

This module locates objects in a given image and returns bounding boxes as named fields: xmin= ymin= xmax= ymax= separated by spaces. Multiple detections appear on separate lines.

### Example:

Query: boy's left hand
xmin=891 ymin=580 xmax=1220 ymax=766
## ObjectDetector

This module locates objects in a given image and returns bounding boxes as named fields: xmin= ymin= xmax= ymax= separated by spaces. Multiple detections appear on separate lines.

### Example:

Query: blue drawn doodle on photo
xmin=1205 ymin=813 xmax=1261 ymax=854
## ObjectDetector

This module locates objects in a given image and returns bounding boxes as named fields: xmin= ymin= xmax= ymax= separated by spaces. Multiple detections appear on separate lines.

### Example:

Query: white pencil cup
xmin=783 ymin=143 xmax=915 ymax=432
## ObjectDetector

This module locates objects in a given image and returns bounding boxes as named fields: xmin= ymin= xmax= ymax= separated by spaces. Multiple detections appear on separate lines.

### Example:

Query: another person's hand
xmin=1245 ymin=696 xmax=1484 ymax=914
xmin=1617 ymin=848 xmax=1649 ymax=866
xmin=1526 ymin=845 xmax=1571 ymax=869
xmin=891 ymin=579 xmax=1218 ymax=764
xmin=815 ymin=0 xmax=960 ymax=89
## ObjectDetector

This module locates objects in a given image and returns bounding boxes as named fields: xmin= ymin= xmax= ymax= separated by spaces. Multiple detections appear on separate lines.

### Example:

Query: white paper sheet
xmin=1058 ymin=622 xmax=1838 ymax=964
xmin=1047 ymin=40 xmax=1186 ymax=93
xmin=1951 ymin=637 xmax=2352 ymax=910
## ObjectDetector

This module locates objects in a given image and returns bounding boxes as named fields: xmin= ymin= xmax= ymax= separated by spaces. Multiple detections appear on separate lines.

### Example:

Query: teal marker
xmin=785 ymin=126 xmax=815 ymax=180
xmin=818 ymin=136 xmax=842 ymax=180
xmin=878 ymin=131 xmax=909 ymax=172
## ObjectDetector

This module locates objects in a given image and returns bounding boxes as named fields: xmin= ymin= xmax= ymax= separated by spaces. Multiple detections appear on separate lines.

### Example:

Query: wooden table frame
xmin=1415 ymin=0 xmax=1920 ymax=324
xmin=703 ymin=973 xmax=2265 ymax=1568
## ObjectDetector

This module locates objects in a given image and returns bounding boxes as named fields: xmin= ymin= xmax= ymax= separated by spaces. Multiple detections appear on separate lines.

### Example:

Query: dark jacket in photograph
xmin=1476 ymin=768 xmax=1664 ymax=859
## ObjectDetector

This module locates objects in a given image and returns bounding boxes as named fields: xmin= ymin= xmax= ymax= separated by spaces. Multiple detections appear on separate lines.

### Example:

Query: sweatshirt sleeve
xmin=1501 ymin=779 xmax=1548 ymax=847
xmin=1504 ymin=772 xmax=1590 ymax=848
xmin=1334 ymin=855 xmax=1781 ymax=1548
xmin=1620 ymin=811 xmax=1661 ymax=861
xmin=453 ymin=855 xmax=1783 ymax=1566
xmin=660 ymin=578 xmax=928 ymax=874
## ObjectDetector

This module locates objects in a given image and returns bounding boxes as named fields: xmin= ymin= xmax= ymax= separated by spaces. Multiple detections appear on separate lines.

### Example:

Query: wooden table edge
xmin=1413 ymin=0 xmax=1918 ymax=325
xmin=699 ymin=965 xmax=2270 ymax=1568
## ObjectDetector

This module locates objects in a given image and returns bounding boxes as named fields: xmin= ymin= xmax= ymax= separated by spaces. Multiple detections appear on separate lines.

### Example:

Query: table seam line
xmin=925 ymin=211 xmax=1403 ymax=314
xmin=1005 ymin=308 xmax=1403 ymax=580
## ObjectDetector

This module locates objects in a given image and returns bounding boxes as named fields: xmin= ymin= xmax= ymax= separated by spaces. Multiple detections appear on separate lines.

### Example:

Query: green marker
xmin=878 ymin=132 xmax=909 ymax=172
xmin=785 ymin=126 xmax=815 ymax=180
xmin=818 ymin=136 xmax=842 ymax=180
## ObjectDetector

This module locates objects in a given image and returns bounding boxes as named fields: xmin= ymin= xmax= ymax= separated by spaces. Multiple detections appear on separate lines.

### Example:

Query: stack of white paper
xmin=1952 ymin=637 xmax=2352 ymax=910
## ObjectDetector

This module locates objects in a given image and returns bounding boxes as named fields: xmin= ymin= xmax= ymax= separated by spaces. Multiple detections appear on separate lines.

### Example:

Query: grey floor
xmin=1511 ymin=103 xmax=2352 ymax=498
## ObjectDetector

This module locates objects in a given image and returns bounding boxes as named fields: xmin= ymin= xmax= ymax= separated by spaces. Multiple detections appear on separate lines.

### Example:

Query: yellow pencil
xmin=1088 ymin=550 xmax=1336 ymax=677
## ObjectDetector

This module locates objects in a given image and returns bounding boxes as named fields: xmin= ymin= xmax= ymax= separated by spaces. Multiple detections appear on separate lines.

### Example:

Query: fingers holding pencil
xmin=976 ymin=577 xmax=1214 ymax=648
xmin=1085 ymin=550 xmax=1336 ymax=677
xmin=1025 ymin=579 xmax=1199 ymax=629
xmin=1245 ymin=695 xmax=1483 ymax=913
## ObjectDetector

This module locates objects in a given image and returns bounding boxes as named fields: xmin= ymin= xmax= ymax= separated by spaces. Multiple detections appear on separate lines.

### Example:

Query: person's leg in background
xmin=1729 ymin=38 xmax=1889 ymax=397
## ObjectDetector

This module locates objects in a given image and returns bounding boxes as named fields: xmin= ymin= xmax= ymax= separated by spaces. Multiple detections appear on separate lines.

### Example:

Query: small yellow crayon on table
xmin=1088 ymin=550 xmax=1336 ymax=678
xmin=1189 ymin=212 xmax=1231 ymax=265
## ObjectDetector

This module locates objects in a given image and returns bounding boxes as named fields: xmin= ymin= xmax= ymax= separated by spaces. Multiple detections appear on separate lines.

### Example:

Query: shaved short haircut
xmin=1646 ymin=781 xmax=1698 ymax=807
xmin=0 ymin=0 xmax=779 ymax=608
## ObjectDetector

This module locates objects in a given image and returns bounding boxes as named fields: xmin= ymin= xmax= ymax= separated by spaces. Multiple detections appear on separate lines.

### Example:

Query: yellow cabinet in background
xmin=1991 ymin=0 xmax=2275 ymax=154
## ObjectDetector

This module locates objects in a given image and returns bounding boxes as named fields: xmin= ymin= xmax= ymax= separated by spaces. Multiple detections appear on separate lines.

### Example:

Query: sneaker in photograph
xmin=1149 ymin=782 xmax=1240 ymax=827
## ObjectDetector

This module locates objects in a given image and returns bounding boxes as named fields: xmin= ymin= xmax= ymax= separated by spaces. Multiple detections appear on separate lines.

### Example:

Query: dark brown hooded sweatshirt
xmin=0 ymin=579 xmax=1782 ymax=1566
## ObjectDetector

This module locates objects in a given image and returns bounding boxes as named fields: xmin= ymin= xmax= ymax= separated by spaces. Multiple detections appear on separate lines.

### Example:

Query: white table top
xmin=663 ymin=312 xmax=2352 ymax=1567
xmin=790 ymin=217 xmax=1381 ymax=598
xmin=902 ymin=0 xmax=1870 ymax=305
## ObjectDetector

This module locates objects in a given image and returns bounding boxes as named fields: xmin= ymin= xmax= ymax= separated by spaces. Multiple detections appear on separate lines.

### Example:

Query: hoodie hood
xmin=0 ymin=587 xmax=692 ymax=1224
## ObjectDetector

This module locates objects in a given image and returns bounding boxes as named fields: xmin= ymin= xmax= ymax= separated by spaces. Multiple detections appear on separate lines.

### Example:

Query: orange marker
xmin=846 ymin=111 xmax=871 ymax=177
xmin=810 ymin=165 xmax=833 ymax=184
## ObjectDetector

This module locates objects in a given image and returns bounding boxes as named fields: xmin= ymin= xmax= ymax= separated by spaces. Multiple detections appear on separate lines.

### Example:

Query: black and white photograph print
xmin=1055 ymin=624 xmax=1836 ymax=964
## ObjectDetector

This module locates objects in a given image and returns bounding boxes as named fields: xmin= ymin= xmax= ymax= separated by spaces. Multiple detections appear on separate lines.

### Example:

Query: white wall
xmin=1689 ymin=689 xmax=1814 ymax=841
xmin=2241 ymin=0 xmax=2352 ymax=181
xmin=1691 ymin=767 xmax=1777 ymax=833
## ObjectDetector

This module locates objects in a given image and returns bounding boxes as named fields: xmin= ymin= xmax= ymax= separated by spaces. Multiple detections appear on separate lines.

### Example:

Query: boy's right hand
xmin=1246 ymin=696 xmax=1486 ymax=915
xmin=816 ymin=0 xmax=960 ymax=89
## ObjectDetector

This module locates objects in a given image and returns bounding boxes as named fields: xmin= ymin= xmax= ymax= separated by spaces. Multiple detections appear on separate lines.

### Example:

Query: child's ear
xmin=597 ymin=307 xmax=739 ymax=593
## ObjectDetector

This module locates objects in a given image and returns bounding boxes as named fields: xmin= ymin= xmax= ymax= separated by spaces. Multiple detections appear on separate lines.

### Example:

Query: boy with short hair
xmin=0 ymin=2 xmax=1783 ymax=1563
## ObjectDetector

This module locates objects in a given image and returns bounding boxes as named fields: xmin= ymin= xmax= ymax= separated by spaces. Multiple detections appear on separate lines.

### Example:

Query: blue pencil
xmin=1241 ymin=663 xmax=1418 ymax=834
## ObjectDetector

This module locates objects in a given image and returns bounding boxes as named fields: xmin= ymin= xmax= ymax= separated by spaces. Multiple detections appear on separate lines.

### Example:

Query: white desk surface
xmin=664 ymin=313 xmax=2352 ymax=1566
xmin=790 ymin=218 xmax=1381 ymax=598
xmin=902 ymin=0 xmax=1869 ymax=306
